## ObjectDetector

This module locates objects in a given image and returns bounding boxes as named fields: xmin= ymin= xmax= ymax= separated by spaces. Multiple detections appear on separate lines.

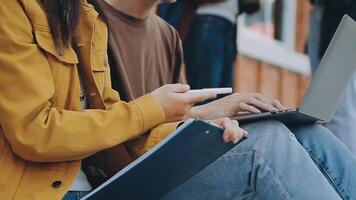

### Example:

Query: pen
xmin=187 ymin=88 xmax=233 ymax=95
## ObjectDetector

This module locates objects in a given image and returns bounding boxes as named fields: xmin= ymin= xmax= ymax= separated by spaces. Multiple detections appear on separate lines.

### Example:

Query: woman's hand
xmin=188 ymin=93 xmax=286 ymax=120
xmin=151 ymin=84 xmax=217 ymax=123
xmin=210 ymin=118 xmax=248 ymax=144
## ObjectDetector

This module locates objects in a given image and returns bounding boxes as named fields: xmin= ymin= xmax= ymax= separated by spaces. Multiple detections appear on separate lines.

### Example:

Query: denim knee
xmin=290 ymin=124 xmax=356 ymax=200
xmin=290 ymin=124 xmax=341 ymax=152
xmin=237 ymin=120 xmax=296 ymax=155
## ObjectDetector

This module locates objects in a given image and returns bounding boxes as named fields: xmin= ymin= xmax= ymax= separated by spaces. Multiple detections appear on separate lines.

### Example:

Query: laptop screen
xmin=300 ymin=15 xmax=356 ymax=122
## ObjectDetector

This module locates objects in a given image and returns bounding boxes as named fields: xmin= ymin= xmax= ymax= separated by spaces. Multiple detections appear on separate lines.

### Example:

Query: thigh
xmin=324 ymin=75 xmax=356 ymax=155
xmin=162 ymin=121 xmax=282 ymax=200
xmin=164 ymin=121 xmax=342 ymax=200
xmin=162 ymin=151 xmax=255 ymax=200
xmin=290 ymin=124 xmax=356 ymax=199
xmin=290 ymin=123 xmax=355 ymax=160
xmin=163 ymin=121 xmax=294 ymax=200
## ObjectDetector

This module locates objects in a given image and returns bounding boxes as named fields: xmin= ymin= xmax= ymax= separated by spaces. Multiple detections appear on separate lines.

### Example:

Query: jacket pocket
xmin=34 ymin=30 xmax=79 ymax=64
xmin=34 ymin=30 xmax=80 ymax=107
xmin=92 ymin=66 xmax=107 ymax=72
xmin=92 ymin=49 xmax=108 ymax=95
xmin=92 ymin=65 xmax=107 ymax=96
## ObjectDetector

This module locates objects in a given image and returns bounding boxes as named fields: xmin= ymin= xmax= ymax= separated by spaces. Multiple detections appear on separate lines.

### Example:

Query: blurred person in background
xmin=308 ymin=0 xmax=356 ymax=155
xmin=159 ymin=0 xmax=259 ymax=89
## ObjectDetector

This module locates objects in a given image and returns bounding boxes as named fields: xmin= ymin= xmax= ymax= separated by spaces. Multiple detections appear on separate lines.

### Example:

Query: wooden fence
xmin=234 ymin=56 xmax=310 ymax=108
xmin=233 ymin=0 xmax=312 ymax=108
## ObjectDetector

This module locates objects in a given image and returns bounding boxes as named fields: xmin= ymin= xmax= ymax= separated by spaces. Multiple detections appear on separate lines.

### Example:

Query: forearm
xmin=187 ymin=104 xmax=228 ymax=120
xmin=1 ymin=94 xmax=165 ymax=162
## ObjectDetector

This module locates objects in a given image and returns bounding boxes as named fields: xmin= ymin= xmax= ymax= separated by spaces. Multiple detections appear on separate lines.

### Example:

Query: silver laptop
xmin=232 ymin=15 xmax=356 ymax=125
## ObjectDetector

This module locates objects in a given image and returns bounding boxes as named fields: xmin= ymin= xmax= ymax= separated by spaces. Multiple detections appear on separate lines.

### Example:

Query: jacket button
xmin=104 ymin=60 xmax=108 ymax=67
xmin=52 ymin=180 xmax=62 ymax=188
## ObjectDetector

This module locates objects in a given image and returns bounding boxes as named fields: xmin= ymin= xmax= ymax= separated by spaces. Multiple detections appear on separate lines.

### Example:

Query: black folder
xmin=82 ymin=119 xmax=244 ymax=200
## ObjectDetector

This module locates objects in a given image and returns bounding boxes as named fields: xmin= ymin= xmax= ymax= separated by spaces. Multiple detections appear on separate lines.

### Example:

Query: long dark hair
xmin=43 ymin=0 xmax=80 ymax=55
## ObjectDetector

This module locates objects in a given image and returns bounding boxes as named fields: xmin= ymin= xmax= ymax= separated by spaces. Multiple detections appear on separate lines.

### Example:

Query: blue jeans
xmin=158 ymin=3 xmax=187 ymax=30
xmin=62 ymin=191 xmax=90 ymax=200
xmin=163 ymin=121 xmax=356 ymax=200
xmin=184 ymin=15 xmax=237 ymax=89
xmin=290 ymin=124 xmax=356 ymax=200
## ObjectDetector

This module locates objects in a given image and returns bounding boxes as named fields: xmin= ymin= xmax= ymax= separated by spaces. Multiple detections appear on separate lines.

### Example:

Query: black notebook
xmin=82 ymin=119 xmax=245 ymax=200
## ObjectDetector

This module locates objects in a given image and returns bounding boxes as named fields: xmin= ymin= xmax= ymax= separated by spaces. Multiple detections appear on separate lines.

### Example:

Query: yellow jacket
xmin=0 ymin=0 xmax=176 ymax=199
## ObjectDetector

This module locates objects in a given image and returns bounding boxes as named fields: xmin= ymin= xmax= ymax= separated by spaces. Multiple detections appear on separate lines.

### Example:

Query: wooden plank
xmin=235 ymin=56 xmax=309 ymax=108
xmin=298 ymin=75 xmax=311 ymax=105
xmin=258 ymin=63 xmax=281 ymax=100
xmin=295 ymin=0 xmax=312 ymax=53
xmin=234 ymin=55 xmax=260 ymax=93
xmin=280 ymin=69 xmax=299 ymax=108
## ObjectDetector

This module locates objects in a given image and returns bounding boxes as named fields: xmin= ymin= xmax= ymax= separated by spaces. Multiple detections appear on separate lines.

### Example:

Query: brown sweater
xmin=96 ymin=0 xmax=184 ymax=102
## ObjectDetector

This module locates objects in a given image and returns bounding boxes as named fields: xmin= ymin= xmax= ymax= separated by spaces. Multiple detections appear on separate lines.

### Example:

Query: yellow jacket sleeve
xmin=0 ymin=0 xmax=165 ymax=163
xmin=126 ymin=122 xmax=180 ymax=158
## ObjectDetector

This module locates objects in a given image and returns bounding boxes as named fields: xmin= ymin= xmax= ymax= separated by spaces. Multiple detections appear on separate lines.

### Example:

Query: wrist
xmin=187 ymin=105 xmax=209 ymax=119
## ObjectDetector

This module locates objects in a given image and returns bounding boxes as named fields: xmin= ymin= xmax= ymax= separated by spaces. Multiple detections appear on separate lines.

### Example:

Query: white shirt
xmin=69 ymin=168 xmax=93 ymax=191
xmin=69 ymin=77 xmax=92 ymax=192
xmin=196 ymin=0 xmax=239 ymax=24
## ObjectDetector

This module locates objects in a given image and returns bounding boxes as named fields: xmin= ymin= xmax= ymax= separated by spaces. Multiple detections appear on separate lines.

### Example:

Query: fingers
xmin=247 ymin=97 xmax=278 ymax=112
xmin=271 ymin=99 xmax=287 ymax=110
xmin=169 ymin=84 xmax=190 ymax=93
xmin=253 ymin=93 xmax=286 ymax=110
xmin=217 ymin=118 xmax=246 ymax=144
xmin=239 ymin=102 xmax=261 ymax=114
xmin=186 ymin=91 xmax=217 ymax=104
xmin=230 ymin=120 xmax=248 ymax=144
xmin=248 ymin=93 xmax=289 ymax=111
xmin=236 ymin=111 xmax=255 ymax=116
